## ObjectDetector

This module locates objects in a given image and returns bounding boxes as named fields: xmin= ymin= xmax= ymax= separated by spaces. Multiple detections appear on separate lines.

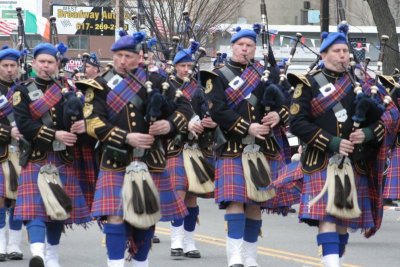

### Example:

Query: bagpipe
xmin=15 ymin=7 xmax=30 ymax=81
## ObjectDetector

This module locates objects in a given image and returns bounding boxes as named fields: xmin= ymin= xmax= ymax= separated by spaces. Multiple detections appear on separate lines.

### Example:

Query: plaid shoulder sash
xmin=29 ymin=83 xmax=63 ymax=120
xmin=310 ymin=74 xmax=352 ymax=118
xmin=106 ymin=68 xmax=146 ymax=120
xmin=182 ymin=80 xmax=198 ymax=101
xmin=224 ymin=61 xmax=264 ymax=109
xmin=0 ymin=87 xmax=14 ymax=119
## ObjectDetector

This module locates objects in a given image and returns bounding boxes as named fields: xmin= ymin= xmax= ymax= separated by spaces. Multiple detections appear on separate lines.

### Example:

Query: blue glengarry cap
xmin=319 ymin=31 xmax=348 ymax=53
xmin=33 ymin=43 xmax=60 ymax=59
xmin=0 ymin=46 xmax=20 ymax=62
xmin=173 ymin=41 xmax=199 ymax=65
xmin=173 ymin=49 xmax=193 ymax=65
xmin=230 ymin=26 xmax=257 ymax=44
xmin=111 ymin=31 xmax=146 ymax=53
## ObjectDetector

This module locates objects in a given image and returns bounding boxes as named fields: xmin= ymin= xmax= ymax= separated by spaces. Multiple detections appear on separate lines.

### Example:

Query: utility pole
xmin=320 ymin=0 xmax=329 ymax=33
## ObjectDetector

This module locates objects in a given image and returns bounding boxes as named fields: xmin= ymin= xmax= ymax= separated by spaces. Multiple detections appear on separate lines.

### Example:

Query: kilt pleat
xmin=168 ymin=155 xmax=187 ymax=191
xmin=14 ymin=152 xmax=91 ymax=224
xmin=152 ymin=171 xmax=188 ymax=222
xmin=91 ymin=169 xmax=124 ymax=217
xmin=0 ymin=160 xmax=6 ymax=198
xmin=262 ymin=160 xmax=302 ymax=210
xmin=384 ymin=146 xmax=400 ymax=199
xmin=298 ymin=168 xmax=374 ymax=229
xmin=74 ymin=145 xmax=97 ymax=209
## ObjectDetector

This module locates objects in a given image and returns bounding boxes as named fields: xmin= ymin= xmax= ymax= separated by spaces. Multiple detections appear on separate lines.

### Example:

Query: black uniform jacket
xmin=289 ymin=68 xmax=384 ymax=173
xmin=0 ymin=80 xmax=14 ymax=162
xmin=84 ymin=67 xmax=193 ymax=172
xmin=205 ymin=59 xmax=289 ymax=158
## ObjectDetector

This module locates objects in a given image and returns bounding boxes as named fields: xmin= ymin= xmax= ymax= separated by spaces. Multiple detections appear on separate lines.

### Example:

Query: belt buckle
xmin=132 ymin=148 xmax=145 ymax=157
xmin=9 ymin=145 xmax=19 ymax=153
xmin=52 ymin=141 xmax=66 ymax=151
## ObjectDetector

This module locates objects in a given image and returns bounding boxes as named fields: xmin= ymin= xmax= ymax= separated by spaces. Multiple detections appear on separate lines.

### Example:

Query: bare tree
xmin=124 ymin=0 xmax=245 ymax=59
xmin=366 ymin=0 xmax=400 ymax=73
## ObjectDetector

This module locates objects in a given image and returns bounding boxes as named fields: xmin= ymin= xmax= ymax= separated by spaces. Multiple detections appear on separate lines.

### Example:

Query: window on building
xmin=67 ymin=35 xmax=89 ymax=50
xmin=0 ymin=34 xmax=41 ymax=50
xmin=301 ymin=10 xmax=308 ymax=24
xmin=25 ymin=35 xmax=42 ymax=49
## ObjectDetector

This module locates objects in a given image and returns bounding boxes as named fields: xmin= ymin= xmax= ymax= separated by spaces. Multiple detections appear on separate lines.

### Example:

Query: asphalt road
xmin=4 ymin=199 xmax=400 ymax=267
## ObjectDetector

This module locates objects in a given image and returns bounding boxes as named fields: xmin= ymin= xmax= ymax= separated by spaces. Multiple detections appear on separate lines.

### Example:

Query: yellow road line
xmin=156 ymin=227 xmax=361 ymax=267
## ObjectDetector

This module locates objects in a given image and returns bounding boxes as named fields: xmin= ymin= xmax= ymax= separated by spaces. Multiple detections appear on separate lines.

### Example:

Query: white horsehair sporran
xmin=122 ymin=160 xmax=161 ymax=229
xmin=3 ymin=146 xmax=21 ymax=200
xmin=37 ymin=164 xmax=71 ymax=221
xmin=242 ymin=144 xmax=276 ymax=202
xmin=182 ymin=143 xmax=215 ymax=194
xmin=308 ymin=154 xmax=361 ymax=219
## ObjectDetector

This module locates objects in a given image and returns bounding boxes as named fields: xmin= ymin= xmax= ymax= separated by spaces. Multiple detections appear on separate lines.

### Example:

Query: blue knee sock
xmin=103 ymin=223 xmax=127 ymax=260
xmin=184 ymin=206 xmax=199 ymax=232
xmin=317 ymin=232 xmax=340 ymax=256
xmin=0 ymin=207 xmax=5 ymax=228
xmin=243 ymin=218 xmax=262 ymax=243
xmin=339 ymin=233 xmax=349 ymax=258
xmin=225 ymin=213 xmax=245 ymax=239
xmin=26 ymin=219 xmax=46 ymax=243
xmin=132 ymin=226 xmax=155 ymax=261
xmin=171 ymin=218 xmax=184 ymax=227
xmin=46 ymin=222 xmax=64 ymax=245
xmin=8 ymin=208 xmax=23 ymax=230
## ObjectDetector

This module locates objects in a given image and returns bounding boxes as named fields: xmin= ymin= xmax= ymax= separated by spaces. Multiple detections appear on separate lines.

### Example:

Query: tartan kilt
xmin=14 ymin=152 xmax=91 ymax=224
xmin=74 ymin=145 xmax=97 ymax=210
xmin=91 ymin=169 xmax=124 ymax=217
xmin=299 ymin=168 xmax=374 ymax=229
xmin=0 ymin=160 xmax=6 ymax=198
xmin=152 ymin=170 xmax=188 ymax=222
xmin=167 ymin=153 xmax=214 ymax=199
xmin=384 ymin=146 xmax=400 ymax=199
xmin=215 ymin=156 xmax=277 ymax=207
xmin=262 ymin=160 xmax=302 ymax=211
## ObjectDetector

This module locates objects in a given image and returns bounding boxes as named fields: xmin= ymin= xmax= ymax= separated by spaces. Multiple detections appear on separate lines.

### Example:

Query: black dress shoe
xmin=171 ymin=248 xmax=184 ymax=257
xmin=29 ymin=256 xmax=44 ymax=267
xmin=184 ymin=250 xmax=201 ymax=258
xmin=229 ymin=264 xmax=244 ymax=267
xmin=152 ymin=235 xmax=160 ymax=243
xmin=384 ymin=199 xmax=398 ymax=207
xmin=288 ymin=207 xmax=296 ymax=213
xmin=7 ymin=251 xmax=23 ymax=260
xmin=0 ymin=253 xmax=6 ymax=262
